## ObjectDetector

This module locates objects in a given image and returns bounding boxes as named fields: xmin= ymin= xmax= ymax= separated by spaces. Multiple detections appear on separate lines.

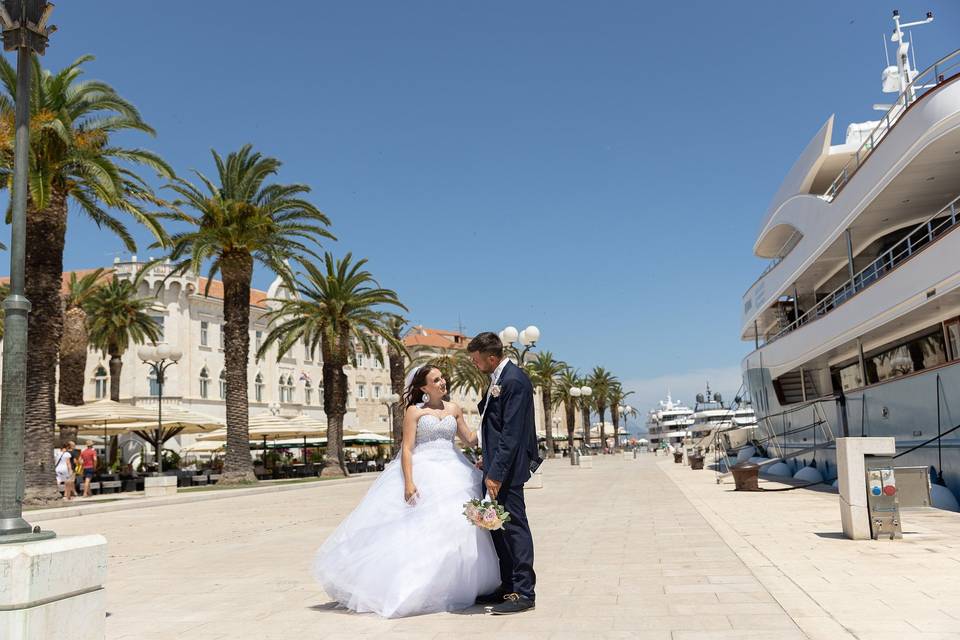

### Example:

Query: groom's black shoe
xmin=475 ymin=587 xmax=509 ymax=606
xmin=490 ymin=593 xmax=535 ymax=615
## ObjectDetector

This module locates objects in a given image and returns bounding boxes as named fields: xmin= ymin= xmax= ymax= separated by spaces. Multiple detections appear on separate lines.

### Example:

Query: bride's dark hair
xmin=405 ymin=366 xmax=439 ymax=408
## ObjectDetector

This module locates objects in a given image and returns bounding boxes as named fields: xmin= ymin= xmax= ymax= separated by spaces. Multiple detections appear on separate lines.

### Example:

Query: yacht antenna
xmin=882 ymin=33 xmax=890 ymax=67
xmin=890 ymin=9 xmax=934 ymax=96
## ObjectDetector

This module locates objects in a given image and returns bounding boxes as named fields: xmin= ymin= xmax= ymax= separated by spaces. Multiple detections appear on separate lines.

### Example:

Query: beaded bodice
xmin=415 ymin=413 xmax=457 ymax=451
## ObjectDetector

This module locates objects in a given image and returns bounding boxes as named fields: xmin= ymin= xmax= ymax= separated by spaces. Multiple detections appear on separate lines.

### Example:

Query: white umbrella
xmin=106 ymin=406 xmax=223 ymax=473
xmin=344 ymin=431 xmax=392 ymax=444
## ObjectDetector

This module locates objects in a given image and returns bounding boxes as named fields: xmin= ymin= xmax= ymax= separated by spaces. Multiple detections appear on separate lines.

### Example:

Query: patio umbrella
xmin=344 ymin=431 xmax=392 ymax=445
xmin=56 ymin=400 xmax=160 ymax=466
xmin=110 ymin=406 xmax=224 ymax=472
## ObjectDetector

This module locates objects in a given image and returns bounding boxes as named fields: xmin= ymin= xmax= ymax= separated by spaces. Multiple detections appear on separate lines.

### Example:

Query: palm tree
xmin=58 ymin=268 xmax=107 ymax=405
xmin=383 ymin=314 xmax=409 ymax=449
xmin=258 ymin=253 xmax=406 ymax=476
xmin=524 ymin=352 xmax=566 ymax=458
xmin=159 ymin=145 xmax=333 ymax=483
xmin=588 ymin=366 xmax=617 ymax=453
xmin=413 ymin=346 xmax=488 ymax=397
xmin=552 ymin=367 xmax=581 ymax=454
xmin=86 ymin=277 xmax=161 ymax=402
xmin=0 ymin=55 xmax=172 ymax=502
xmin=606 ymin=382 xmax=634 ymax=452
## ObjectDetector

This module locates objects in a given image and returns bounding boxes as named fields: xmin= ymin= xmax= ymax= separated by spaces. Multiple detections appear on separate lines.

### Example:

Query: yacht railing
xmin=769 ymin=192 xmax=960 ymax=344
xmin=823 ymin=48 xmax=960 ymax=201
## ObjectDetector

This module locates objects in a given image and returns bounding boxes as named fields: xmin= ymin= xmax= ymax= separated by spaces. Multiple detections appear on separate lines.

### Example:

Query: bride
xmin=313 ymin=365 xmax=500 ymax=617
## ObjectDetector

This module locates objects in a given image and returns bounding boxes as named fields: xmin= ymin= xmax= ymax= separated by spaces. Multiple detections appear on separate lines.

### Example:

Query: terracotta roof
xmin=196 ymin=277 xmax=269 ymax=308
xmin=403 ymin=326 xmax=469 ymax=350
xmin=1 ymin=269 xmax=269 ymax=308
xmin=0 ymin=268 xmax=113 ymax=295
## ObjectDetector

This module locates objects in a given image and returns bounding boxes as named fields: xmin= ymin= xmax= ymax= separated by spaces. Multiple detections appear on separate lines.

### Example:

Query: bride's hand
xmin=404 ymin=483 xmax=419 ymax=505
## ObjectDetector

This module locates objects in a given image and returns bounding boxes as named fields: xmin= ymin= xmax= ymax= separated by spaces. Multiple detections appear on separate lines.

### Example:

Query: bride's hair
xmin=405 ymin=365 xmax=438 ymax=408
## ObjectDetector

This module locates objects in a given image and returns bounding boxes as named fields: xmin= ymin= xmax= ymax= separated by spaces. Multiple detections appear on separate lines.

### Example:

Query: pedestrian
xmin=54 ymin=442 xmax=75 ymax=501
xmin=79 ymin=440 xmax=98 ymax=498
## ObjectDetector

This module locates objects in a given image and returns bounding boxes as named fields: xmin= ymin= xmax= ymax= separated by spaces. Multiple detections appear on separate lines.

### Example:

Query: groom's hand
xmin=485 ymin=477 xmax=501 ymax=500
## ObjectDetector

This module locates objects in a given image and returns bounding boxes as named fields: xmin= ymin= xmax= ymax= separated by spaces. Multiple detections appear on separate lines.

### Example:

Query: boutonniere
xmin=490 ymin=385 xmax=502 ymax=398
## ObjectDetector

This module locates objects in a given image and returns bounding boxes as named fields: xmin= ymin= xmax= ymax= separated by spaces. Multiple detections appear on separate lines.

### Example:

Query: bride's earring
xmin=422 ymin=392 xmax=430 ymax=404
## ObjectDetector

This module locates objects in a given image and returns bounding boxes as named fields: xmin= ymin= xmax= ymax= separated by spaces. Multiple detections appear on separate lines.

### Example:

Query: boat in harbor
xmin=688 ymin=384 xmax=758 ymax=452
xmin=740 ymin=10 xmax=960 ymax=504
xmin=645 ymin=394 xmax=693 ymax=448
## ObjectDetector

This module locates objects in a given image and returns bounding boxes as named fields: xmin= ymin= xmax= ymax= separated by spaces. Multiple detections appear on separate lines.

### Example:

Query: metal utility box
xmin=891 ymin=465 xmax=932 ymax=509
xmin=865 ymin=456 xmax=902 ymax=540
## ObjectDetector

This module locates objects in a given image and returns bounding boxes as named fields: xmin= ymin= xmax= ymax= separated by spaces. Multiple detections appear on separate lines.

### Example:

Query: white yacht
xmin=689 ymin=384 xmax=758 ymax=451
xmin=740 ymin=10 xmax=960 ymax=499
xmin=646 ymin=394 xmax=694 ymax=447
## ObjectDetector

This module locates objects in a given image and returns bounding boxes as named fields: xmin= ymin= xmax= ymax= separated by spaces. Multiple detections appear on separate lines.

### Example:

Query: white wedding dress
xmin=313 ymin=412 xmax=500 ymax=618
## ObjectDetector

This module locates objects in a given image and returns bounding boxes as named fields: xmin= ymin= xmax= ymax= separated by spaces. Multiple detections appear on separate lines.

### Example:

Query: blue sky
xmin=2 ymin=1 xmax=956 ymax=418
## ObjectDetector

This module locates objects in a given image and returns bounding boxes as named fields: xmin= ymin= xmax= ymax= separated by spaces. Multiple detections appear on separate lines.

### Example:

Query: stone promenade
xmin=31 ymin=453 xmax=960 ymax=639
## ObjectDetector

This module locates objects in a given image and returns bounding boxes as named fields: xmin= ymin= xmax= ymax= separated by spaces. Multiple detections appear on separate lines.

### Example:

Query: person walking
xmin=54 ymin=443 xmax=75 ymax=501
xmin=79 ymin=440 xmax=98 ymax=498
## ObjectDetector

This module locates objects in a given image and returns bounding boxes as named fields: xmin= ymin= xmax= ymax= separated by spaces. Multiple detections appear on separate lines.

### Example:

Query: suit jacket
xmin=479 ymin=360 xmax=542 ymax=487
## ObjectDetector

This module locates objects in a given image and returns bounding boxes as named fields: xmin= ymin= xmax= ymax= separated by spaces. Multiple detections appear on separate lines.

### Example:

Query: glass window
xmin=219 ymin=324 xmax=224 ymax=349
xmin=304 ymin=342 xmax=312 ymax=362
xmin=93 ymin=365 xmax=108 ymax=399
xmin=199 ymin=367 xmax=209 ymax=399
xmin=837 ymin=363 xmax=862 ymax=392
xmin=870 ymin=330 xmax=947 ymax=384
xmin=148 ymin=372 xmax=160 ymax=397
xmin=373 ymin=384 xmax=381 ymax=399
xmin=358 ymin=384 xmax=366 ymax=399
xmin=150 ymin=315 xmax=165 ymax=341
xmin=255 ymin=330 xmax=262 ymax=360
xmin=200 ymin=321 xmax=208 ymax=346
xmin=254 ymin=373 xmax=264 ymax=402
xmin=304 ymin=381 xmax=312 ymax=405
xmin=219 ymin=370 xmax=227 ymax=400
xmin=947 ymin=321 xmax=960 ymax=361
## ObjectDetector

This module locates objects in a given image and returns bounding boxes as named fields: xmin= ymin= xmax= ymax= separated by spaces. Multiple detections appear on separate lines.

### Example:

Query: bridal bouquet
xmin=463 ymin=498 xmax=511 ymax=530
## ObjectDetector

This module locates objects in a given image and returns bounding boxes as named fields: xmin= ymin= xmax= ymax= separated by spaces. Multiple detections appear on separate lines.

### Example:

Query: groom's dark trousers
xmin=480 ymin=360 xmax=541 ymax=601
xmin=490 ymin=483 xmax=535 ymax=599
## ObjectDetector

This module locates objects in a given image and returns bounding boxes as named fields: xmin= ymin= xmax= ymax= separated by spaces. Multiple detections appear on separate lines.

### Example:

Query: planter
xmin=144 ymin=475 xmax=178 ymax=498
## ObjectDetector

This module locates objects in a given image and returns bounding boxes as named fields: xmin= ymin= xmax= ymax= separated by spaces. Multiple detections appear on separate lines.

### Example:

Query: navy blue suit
xmin=479 ymin=360 xmax=541 ymax=600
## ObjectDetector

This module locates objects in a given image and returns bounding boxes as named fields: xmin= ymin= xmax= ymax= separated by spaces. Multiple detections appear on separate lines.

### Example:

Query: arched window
xmin=219 ymin=369 xmax=227 ymax=400
xmin=279 ymin=375 xmax=287 ymax=403
xmin=254 ymin=372 xmax=264 ymax=403
xmin=304 ymin=380 xmax=312 ymax=405
xmin=199 ymin=367 xmax=210 ymax=399
xmin=94 ymin=365 xmax=108 ymax=399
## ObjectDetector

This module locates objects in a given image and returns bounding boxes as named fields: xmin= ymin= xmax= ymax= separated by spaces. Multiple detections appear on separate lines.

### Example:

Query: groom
xmin=469 ymin=332 xmax=541 ymax=615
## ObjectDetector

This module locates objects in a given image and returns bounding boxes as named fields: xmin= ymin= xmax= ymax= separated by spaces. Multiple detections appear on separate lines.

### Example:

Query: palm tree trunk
xmin=321 ymin=328 xmax=349 ymax=476
xmin=610 ymin=404 xmax=620 ymax=452
xmin=219 ymin=251 xmax=256 ymax=483
xmin=58 ymin=305 xmax=88 ymax=405
xmin=387 ymin=346 xmax=405 ymax=452
xmin=597 ymin=404 xmax=607 ymax=453
xmin=23 ymin=196 xmax=67 ymax=504
xmin=542 ymin=387 xmax=555 ymax=458
xmin=581 ymin=402 xmax=591 ymax=447
xmin=108 ymin=350 xmax=123 ymax=402
xmin=565 ymin=398 xmax=576 ymax=450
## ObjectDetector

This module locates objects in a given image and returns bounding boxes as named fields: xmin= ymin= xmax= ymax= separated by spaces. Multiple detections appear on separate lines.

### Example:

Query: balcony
xmin=764 ymin=193 xmax=960 ymax=345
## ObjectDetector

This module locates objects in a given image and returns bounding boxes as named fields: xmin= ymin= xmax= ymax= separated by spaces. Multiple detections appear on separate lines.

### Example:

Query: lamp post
xmin=569 ymin=385 xmax=592 ymax=453
xmin=382 ymin=392 xmax=400 ymax=453
xmin=137 ymin=344 xmax=182 ymax=474
xmin=499 ymin=325 xmax=540 ymax=364
xmin=0 ymin=0 xmax=56 ymax=543
xmin=619 ymin=404 xmax=633 ymax=449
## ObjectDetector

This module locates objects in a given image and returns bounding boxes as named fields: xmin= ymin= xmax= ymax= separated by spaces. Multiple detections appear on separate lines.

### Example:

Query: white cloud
xmin=619 ymin=366 xmax=744 ymax=435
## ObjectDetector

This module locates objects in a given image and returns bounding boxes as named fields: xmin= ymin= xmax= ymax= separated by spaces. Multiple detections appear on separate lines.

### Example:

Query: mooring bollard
xmin=730 ymin=461 xmax=761 ymax=491
xmin=689 ymin=454 xmax=704 ymax=470
xmin=673 ymin=451 xmax=684 ymax=464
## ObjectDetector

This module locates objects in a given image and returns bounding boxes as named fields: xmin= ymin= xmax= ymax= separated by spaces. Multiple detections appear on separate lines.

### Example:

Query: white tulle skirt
xmin=313 ymin=443 xmax=500 ymax=618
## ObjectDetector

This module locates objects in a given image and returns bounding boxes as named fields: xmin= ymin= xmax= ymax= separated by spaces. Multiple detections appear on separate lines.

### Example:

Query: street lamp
xmin=381 ymin=392 xmax=400 ymax=453
xmin=137 ymin=344 xmax=182 ymax=474
xmin=499 ymin=325 xmax=540 ymax=364
xmin=0 ymin=0 xmax=56 ymax=543
xmin=619 ymin=404 xmax=633 ymax=448
xmin=569 ymin=385 xmax=592 ymax=452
